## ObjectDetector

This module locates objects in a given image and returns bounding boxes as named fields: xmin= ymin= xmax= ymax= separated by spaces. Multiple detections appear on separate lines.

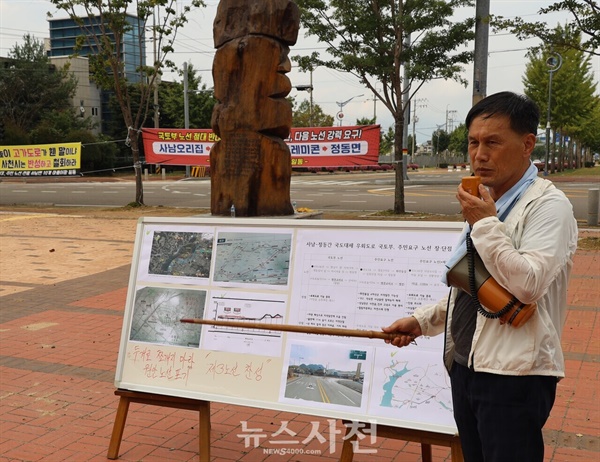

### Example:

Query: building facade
xmin=49 ymin=56 xmax=103 ymax=135
xmin=48 ymin=14 xmax=146 ymax=134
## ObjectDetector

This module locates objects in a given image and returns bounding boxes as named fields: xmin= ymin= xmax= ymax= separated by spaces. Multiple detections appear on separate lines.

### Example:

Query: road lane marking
xmin=316 ymin=379 xmax=330 ymax=403
xmin=338 ymin=390 xmax=357 ymax=404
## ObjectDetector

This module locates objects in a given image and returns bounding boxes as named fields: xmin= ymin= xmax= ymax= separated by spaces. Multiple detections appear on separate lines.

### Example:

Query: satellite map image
xmin=213 ymin=231 xmax=292 ymax=285
xmin=129 ymin=286 xmax=206 ymax=347
xmin=148 ymin=231 xmax=214 ymax=278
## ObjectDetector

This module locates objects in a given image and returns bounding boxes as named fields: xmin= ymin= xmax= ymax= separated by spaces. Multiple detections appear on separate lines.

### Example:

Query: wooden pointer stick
xmin=180 ymin=318 xmax=414 ymax=341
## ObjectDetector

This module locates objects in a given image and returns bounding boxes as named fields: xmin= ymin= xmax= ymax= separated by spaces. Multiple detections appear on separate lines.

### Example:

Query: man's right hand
xmin=382 ymin=316 xmax=422 ymax=348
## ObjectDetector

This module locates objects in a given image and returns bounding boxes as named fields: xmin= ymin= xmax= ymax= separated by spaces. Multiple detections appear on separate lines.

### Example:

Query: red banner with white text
xmin=141 ymin=125 xmax=380 ymax=168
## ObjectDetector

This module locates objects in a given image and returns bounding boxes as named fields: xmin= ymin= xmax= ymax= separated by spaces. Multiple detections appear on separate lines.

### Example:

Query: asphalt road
xmin=285 ymin=375 xmax=363 ymax=407
xmin=0 ymin=171 xmax=596 ymax=221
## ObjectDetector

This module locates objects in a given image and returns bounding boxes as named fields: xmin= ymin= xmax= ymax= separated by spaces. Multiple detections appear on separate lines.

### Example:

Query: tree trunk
xmin=129 ymin=130 xmax=144 ymax=205
xmin=393 ymin=115 xmax=405 ymax=214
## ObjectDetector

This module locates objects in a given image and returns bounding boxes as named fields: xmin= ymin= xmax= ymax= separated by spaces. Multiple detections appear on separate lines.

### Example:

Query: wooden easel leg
xmin=450 ymin=440 xmax=464 ymax=462
xmin=339 ymin=424 xmax=356 ymax=462
xmin=421 ymin=443 xmax=433 ymax=462
xmin=198 ymin=401 xmax=211 ymax=462
xmin=107 ymin=396 xmax=131 ymax=460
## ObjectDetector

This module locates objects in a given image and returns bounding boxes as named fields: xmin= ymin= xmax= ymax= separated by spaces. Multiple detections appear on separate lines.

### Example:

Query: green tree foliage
xmin=103 ymin=85 xmax=141 ymax=158
xmin=432 ymin=128 xmax=450 ymax=155
xmin=0 ymin=34 xmax=88 ymax=144
xmin=448 ymin=123 xmax=468 ymax=158
xmin=1 ymin=121 xmax=30 ymax=146
xmin=68 ymin=130 xmax=118 ymax=174
xmin=356 ymin=117 xmax=377 ymax=126
xmin=292 ymin=99 xmax=335 ymax=127
xmin=381 ymin=126 xmax=395 ymax=156
xmin=406 ymin=134 xmax=416 ymax=157
xmin=532 ymin=145 xmax=547 ymax=161
xmin=523 ymin=24 xmax=598 ymax=169
xmin=494 ymin=0 xmax=599 ymax=56
xmin=295 ymin=0 xmax=475 ymax=213
xmin=356 ymin=117 xmax=390 ymax=157
xmin=578 ymin=97 xmax=600 ymax=155
xmin=159 ymin=64 xmax=216 ymax=129
xmin=30 ymin=109 xmax=93 ymax=144
xmin=50 ymin=0 xmax=205 ymax=205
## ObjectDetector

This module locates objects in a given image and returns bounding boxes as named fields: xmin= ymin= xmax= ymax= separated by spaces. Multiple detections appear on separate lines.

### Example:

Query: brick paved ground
xmin=0 ymin=212 xmax=598 ymax=462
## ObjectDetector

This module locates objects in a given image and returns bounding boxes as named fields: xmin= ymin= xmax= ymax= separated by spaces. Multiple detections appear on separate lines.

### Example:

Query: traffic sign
xmin=349 ymin=350 xmax=367 ymax=360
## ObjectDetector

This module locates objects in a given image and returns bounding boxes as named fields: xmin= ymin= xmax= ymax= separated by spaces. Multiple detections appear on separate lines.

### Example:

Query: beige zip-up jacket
xmin=413 ymin=177 xmax=578 ymax=377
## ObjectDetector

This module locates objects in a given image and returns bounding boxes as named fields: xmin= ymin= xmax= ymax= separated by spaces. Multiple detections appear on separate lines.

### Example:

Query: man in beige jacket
xmin=383 ymin=92 xmax=578 ymax=462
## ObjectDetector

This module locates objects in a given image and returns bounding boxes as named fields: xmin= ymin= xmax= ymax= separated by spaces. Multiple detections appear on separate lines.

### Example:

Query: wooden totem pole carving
xmin=211 ymin=0 xmax=300 ymax=217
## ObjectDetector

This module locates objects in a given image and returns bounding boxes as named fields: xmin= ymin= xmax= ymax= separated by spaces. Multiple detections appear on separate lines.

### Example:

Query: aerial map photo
xmin=148 ymin=231 xmax=214 ymax=278
xmin=213 ymin=231 xmax=292 ymax=286
xmin=129 ymin=286 xmax=206 ymax=348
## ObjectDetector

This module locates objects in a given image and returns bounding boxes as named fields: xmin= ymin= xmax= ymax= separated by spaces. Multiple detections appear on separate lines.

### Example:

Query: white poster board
xmin=115 ymin=217 xmax=462 ymax=435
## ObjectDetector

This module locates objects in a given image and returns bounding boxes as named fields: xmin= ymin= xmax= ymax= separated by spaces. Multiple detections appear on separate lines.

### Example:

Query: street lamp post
xmin=544 ymin=52 xmax=562 ymax=176
xmin=336 ymin=94 xmax=364 ymax=126
xmin=294 ymin=84 xmax=314 ymax=126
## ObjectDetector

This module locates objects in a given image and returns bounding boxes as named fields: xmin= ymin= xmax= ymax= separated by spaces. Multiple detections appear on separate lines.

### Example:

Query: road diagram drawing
xmin=212 ymin=231 xmax=292 ymax=286
xmin=129 ymin=286 xmax=206 ymax=348
xmin=201 ymin=292 xmax=287 ymax=355
xmin=368 ymin=348 xmax=455 ymax=429
xmin=148 ymin=230 xmax=214 ymax=278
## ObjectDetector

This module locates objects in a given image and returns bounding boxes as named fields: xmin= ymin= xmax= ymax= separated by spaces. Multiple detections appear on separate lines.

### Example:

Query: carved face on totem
xmin=211 ymin=36 xmax=293 ymax=139
xmin=211 ymin=0 xmax=300 ymax=139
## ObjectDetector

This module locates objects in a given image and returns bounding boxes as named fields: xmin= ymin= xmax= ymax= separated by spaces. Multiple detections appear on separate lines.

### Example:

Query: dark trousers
xmin=449 ymin=361 xmax=557 ymax=462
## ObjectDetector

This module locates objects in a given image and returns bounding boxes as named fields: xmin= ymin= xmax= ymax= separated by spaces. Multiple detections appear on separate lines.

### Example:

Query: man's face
xmin=468 ymin=114 xmax=535 ymax=200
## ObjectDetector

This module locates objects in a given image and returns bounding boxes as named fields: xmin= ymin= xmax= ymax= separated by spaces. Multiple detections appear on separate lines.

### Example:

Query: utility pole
xmin=472 ymin=0 xmax=490 ymax=106
xmin=309 ymin=68 xmax=313 ymax=126
xmin=411 ymin=98 xmax=427 ymax=159
xmin=446 ymin=106 xmax=458 ymax=132
xmin=153 ymin=7 xmax=160 ymax=129
xmin=372 ymin=92 xmax=377 ymax=121
xmin=434 ymin=124 xmax=445 ymax=160
xmin=402 ymin=35 xmax=411 ymax=180
xmin=183 ymin=61 xmax=190 ymax=178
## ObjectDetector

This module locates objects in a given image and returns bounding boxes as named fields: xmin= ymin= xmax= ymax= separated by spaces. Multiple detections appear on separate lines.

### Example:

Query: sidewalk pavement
xmin=0 ymin=211 xmax=598 ymax=462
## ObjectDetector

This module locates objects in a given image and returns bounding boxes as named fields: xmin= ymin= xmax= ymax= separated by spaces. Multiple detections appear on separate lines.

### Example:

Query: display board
xmin=115 ymin=217 xmax=462 ymax=435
